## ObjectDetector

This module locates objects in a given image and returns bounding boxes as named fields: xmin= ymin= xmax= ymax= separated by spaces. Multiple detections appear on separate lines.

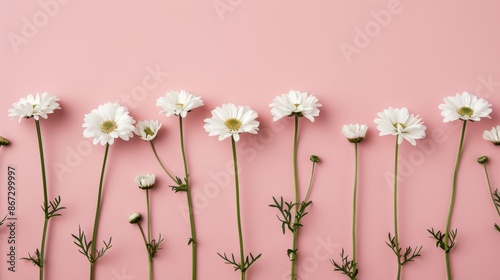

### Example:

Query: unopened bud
xmin=128 ymin=212 xmax=142 ymax=224
xmin=477 ymin=156 xmax=489 ymax=164
xmin=310 ymin=155 xmax=320 ymax=163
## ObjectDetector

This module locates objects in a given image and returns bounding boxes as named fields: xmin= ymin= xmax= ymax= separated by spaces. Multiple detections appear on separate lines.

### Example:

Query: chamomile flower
xmin=135 ymin=174 xmax=156 ymax=189
xmin=438 ymin=92 xmax=492 ymax=122
xmin=204 ymin=104 xmax=259 ymax=142
xmin=8 ymin=92 xmax=60 ymax=122
xmin=83 ymin=102 xmax=136 ymax=146
xmin=134 ymin=120 xmax=162 ymax=141
xmin=128 ymin=212 xmax=142 ymax=224
xmin=374 ymin=107 xmax=426 ymax=146
xmin=342 ymin=124 xmax=368 ymax=143
xmin=483 ymin=125 xmax=500 ymax=146
xmin=270 ymin=90 xmax=321 ymax=122
xmin=156 ymin=90 xmax=204 ymax=118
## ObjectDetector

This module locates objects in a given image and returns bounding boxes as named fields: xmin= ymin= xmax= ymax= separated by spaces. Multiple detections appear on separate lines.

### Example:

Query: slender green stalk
xmin=291 ymin=115 xmax=299 ymax=279
xmin=393 ymin=138 xmax=402 ymax=280
xmin=35 ymin=120 xmax=49 ymax=280
xmin=481 ymin=163 xmax=500 ymax=217
xmin=146 ymin=189 xmax=151 ymax=243
xmin=150 ymin=141 xmax=175 ymax=182
xmin=145 ymin=190 xmax=153 ymax=280
xmin=231 ymin=137 xmax=246 ymax=280
xmin=303 ymin=160 xmax=317 ymax=203
xmin=352 ymin=143 xmax=359 ymax=275
xmin=90 ymin=143 xmax=110 ymax=280
xmin=179 ymin=116 xmax=198 ymax=280
xmin=444 ymin=120 xmax=467 ymax=280
xmin=137 ymin=223 xmax=153 ymax=280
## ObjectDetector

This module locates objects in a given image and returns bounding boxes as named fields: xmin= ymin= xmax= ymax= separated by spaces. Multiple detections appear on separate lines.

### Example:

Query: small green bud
xmin=0 ymin=136 xmax=10 ymax=147
xmin=310 ymin=155 xmax=320 ymax=163
xmin=128 ymin=212 xmax=142 ymax=224
xmin=477 ymin=156 xmax=488 ymax=164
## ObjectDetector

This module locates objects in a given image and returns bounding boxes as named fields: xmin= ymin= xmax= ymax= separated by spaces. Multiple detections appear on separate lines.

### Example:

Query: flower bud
xmin=135 ymin=174 xmax=156 ymax=189
xmin=0 ymin=136 xmax=10 ymax=147
xmin=128 ymin=212 xmax=142 ymax=224
xmin=477 ymin=156 xmax=489 ymax=164
xmin=310 ymin=155 xmax=320 ymax=163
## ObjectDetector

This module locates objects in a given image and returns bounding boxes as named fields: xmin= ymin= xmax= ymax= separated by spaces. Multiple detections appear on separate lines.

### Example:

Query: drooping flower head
xmin=342 ymin=124 xmax=368 ymax=143
xmin=438 ymin=92 xmax=492 ymax=122
xmin=83 ymin=102 xmax=136 ymax=146
xmin=0 ymin=136 xmax=10 ymax=147
xmin=8 ymin=92 xmax=60 ymax=122
xmin=134 ymin=120 xmax=162 ymax=141
xmin=204 ymin=104 xmax=259 ymax=142
xmin=374 ymin=107 xmax=426 ymax=146
xmin=483 ymin=125 xmax=500 ymax=146
xmin=156 ymin=90 xmax=204 ymax=118
xmin=128 ymin=212 xmax=142 ymax=224
xmin=135 ymin=173 xmax=156 ymax=189
xmin=269 ymin=90 xmax=321 ymax=122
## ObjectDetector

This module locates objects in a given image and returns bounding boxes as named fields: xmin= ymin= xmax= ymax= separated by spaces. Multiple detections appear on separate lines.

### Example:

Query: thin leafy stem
xmin=179 ymin=116 xmax=198 ymax=280
xmin=290 ymin=115 xmax=299 ymax=279
xmin=427 ymin=228 xmax=457 ymax=253
xmin=89 ymin=143 xmax=111 ymax=280
xmin=480 ymin=162 xmax=500 ymax=227
xmin=149 ymin=140 xmax=176 ymax=182
xmin=445 ymin=120 xmax=467 ymax=280
xmin=331 ymin=249 xmax=358 ymax=280
xmin=71 ymin=226 xmax=112 ymax=264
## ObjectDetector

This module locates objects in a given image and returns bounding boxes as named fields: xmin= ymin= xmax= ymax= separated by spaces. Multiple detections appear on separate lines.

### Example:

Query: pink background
xmin=1 ymin=0 xmax=500 ymax=279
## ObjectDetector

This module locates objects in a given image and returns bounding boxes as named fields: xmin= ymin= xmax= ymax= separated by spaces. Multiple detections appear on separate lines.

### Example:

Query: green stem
xmin=482 ymin=163 xmax=500 ymax=217
xmin=149 ymin=257 xmax=153 ymax=280
xmin=90 ymin=143 xmax=110 ymax=280
xmin=303 ymin=161 xmax=317 ymax=203
xmin=291 ymin=115 xmax=299 ymax=280
xmin=150 ymin=141 xmax=175 ymax=182
xmin=35 ymin=120 xmax=48 ymax=280
xmin=444 ymin=120 xmax=467 ymax=280
xmin=393 ymin=137 xmax=402 ymax=280
xmin=231 ymin=137 xmax=246 ymax=280
xmin=146 ymin=189 xmax=151 ymax=243
xmin=137 ymin=223 xmax=153 ymax=280
xmin=352 ymin=143 xmax=359 ymax=273
xmin=179 ymin=117 xmax=198 ymax=280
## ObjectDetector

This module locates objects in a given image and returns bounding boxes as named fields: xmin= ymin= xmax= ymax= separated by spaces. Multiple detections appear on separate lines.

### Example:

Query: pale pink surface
xmin=1 ymin=1 xmax=500 ymax=279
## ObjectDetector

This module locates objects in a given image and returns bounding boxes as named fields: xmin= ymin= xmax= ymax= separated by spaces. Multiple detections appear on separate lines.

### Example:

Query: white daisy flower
xmin=128 ymin=212 xmax=142 ymax=224
xmin=134 ymin=120 xmax=162 ymax=141
xmin=204 ymin=104 xmax=259 ymax=142
xmin=156 ymin=90 xmax=204 ymax=118
xmin=135 ymin=173 xmax=156 ymax=189
xmin=269 ymin=90 xmax=321 ymax=122
xmin=8 ymin=92 xmax=60 ymax=122
xmin=483 ymin=125 xmax=500 ymax=146
xmin=341 ymin=124 xmax=368 ymax=143
xmin=374 ymin=107 xmax=426 ymax=146
xmin=83 ymin=102 xmax=136 ymax=146
xmin=438 ymin=91 xmax=492 ymax=122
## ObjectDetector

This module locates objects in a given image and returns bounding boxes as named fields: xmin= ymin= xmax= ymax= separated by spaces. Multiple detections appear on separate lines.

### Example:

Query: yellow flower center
xmin=294 ymin=103 xmax=300 ymax=108
xmin=393 ymin=122 xmax=406 ymax=129
xmin=224 ymin=118 xmax=242 ymax=131
xmin=176 ymin=103 xmax=184 ymax=108
xmin=100 ymin=120 xmax=117 ymax=134
xmin=144 ymin=127 xmax=154 ymax=137
xmin=457 ymin=106 xmax=473 ymax=117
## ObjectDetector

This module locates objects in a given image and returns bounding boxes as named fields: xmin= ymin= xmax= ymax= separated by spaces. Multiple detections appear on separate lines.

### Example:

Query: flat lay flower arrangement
xmin=4 ymin=90 xmax=500 ymax=280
